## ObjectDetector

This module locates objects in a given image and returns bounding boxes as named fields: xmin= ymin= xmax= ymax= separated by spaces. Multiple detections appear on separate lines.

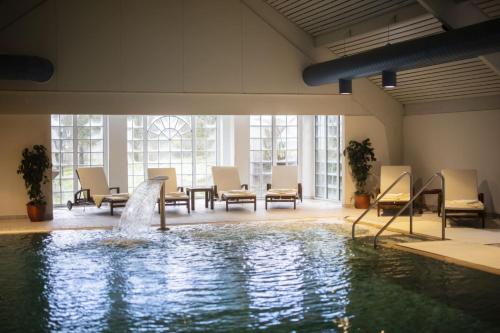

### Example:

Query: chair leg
xmin=481 ymin=212 xmax=485 ymax=228
xmin=187 ymin=200 xmax=191 ymax=214
xmin=110 ymin=203 xmax=114 ymax=216
xmin=254 ymin=199 xmax=256 ymax=211
xmin=294 ymin=199 xmax=296 ymax=210
xmin=226 ymin=200 xmax=229 ymax=212
xmin=265 ymin=198 xmax=268 ymax=210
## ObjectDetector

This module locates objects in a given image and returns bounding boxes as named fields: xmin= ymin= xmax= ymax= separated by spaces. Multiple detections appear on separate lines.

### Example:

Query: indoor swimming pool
xmin=0 ymin=221 xmax=499 ymax=332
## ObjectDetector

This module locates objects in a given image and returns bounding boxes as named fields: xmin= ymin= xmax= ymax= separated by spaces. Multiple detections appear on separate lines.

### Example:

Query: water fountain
xmin=115 ymin=176 xmax=168 ymax=234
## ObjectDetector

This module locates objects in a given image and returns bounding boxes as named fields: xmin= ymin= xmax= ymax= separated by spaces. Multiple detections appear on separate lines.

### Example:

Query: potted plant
xmin=17 ymin=145 xmax=52 ymax=222
xmin=343 ymin=138 xmax=376 ymax=209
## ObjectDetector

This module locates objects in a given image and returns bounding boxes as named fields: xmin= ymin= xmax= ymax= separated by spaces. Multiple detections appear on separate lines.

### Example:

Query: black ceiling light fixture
xmin=339 ymin=79 xmax=352 ymax=95
xmin=382 ymin=70 xmax=397 ymax=88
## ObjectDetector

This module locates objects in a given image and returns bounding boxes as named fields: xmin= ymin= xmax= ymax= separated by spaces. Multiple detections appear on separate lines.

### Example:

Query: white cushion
xmin=212 ymin=166 xmax=242 ymax=192
xmin=442 ymin=169 xmax=478 ymax=201
xmin=445 ymin=200 xmax=484 ymax=210
xmin=271 ymin=165 xmax=299 ymax=190
xmin=221 ymin=190 xmax=255 ymax=198
xmin=377 ymin=193 xmax=410 ymax=202
xmin=380 ymin=165 xmax=411 ymax=196
xmin=76 ymin=167 xmax=111 ymax=196
xmin=267 ymin=189 xmax=298 ymax=197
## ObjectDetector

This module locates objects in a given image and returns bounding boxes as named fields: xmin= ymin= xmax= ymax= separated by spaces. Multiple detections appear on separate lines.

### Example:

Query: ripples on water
xmin=0 ymin=220 xmax=499 ymax=333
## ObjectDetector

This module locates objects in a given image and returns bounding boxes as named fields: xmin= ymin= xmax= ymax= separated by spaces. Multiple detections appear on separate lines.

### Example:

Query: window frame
xmin=127 ymin=115 xmax=220 ymax=193
xmin=51 ymin=115 xmax=108 ymax=206
xmin=249 ymin=115 xmax=300 ymax=197
xmin=314 ymin=115 xmax=343 ymax=202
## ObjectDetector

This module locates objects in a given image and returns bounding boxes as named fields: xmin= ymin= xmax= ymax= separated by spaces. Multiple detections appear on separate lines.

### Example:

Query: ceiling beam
xmin=314 ymin=3 xmax=427 ymax=47
xmin=417 ymin=0 xmax=500 ymax=76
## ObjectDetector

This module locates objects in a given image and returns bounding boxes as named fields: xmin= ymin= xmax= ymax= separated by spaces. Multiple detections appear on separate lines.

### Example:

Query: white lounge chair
xmin=265 ymin=165 xmax=302 ymax=209
xmin=377 ymin=165 xmax=412 ymax=216
xmin=71 ymin=167 xmax=129 ymax=215
xmin=441 ymin=169 xmax=485 ymax=228
xmin=147 ymin=168 xmax=190 ymax=213
xmin=212 ymin=166 xmax=256 ymax=211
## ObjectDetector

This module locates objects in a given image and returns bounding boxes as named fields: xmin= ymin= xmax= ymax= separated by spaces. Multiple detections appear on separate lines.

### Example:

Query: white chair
xmin=72 ymin=167 xmax=129 ymax=215
xmin=441 ymin=169 xmax=485 ymax=228
xmin=377 ymin=165 xmax=412 ymax=216
xmin=265 ymin=165 xmax=302 ymax=209
xmin=212 ymin=166 xmax=256 ymax=211
xmin=147 ymin=168 xmax=190 ymax=213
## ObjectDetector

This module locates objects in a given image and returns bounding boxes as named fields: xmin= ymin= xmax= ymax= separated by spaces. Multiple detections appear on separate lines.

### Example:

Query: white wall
xmin=0 ymin=115 xmax=53 ymax=219
xmin=233 ymin=116 xmax=250 ymax=185
xmin=108 ymin=115 xmax=128 ymax=193
xmin=343 ymin=115 xmax=391 ymax=206
xmin=0 ymin=0 xmax=330 ymax=95
xmin=404 ymin=110 xmax=500 ymax=214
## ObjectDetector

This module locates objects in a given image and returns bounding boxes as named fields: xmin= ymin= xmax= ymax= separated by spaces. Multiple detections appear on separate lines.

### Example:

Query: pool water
xmin=0 ymin=221 xmax=499 ymax=333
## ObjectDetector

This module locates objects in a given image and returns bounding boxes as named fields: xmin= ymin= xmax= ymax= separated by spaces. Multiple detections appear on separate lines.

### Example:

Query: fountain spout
xmin=150 ymin=176 xmax=168 ymax=231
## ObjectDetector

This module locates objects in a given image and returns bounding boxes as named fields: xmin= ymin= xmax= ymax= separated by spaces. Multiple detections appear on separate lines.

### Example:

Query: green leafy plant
xmin=343 ymin=138 xmax=376 ymax=195
xmin=17 ymin=145 xmax=51 ymax=206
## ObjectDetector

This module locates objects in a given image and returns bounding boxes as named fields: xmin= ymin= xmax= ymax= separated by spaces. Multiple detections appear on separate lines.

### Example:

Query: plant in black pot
xmin=343 ymin=138 xmax=376 ymax=209
xmin=17 ymin=145 xmax=52 ymax=222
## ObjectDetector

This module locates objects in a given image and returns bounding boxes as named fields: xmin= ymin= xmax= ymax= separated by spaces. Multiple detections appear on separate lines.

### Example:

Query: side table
xmin=186 ymin=187 xmax=214 ymax=211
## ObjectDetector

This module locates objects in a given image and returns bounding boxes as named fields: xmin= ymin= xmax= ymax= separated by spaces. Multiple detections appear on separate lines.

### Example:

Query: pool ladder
xmin=352 ymin=172 xmax=446 ymax=248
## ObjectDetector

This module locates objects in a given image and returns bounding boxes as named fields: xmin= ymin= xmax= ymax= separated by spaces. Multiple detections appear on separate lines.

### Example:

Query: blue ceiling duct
xmin=0 ymin=55 xmax=54 ymax=82
xmin=303 ymin=18 xmax=500 ymax=86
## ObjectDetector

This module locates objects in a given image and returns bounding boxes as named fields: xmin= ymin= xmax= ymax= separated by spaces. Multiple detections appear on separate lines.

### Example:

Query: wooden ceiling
xmin=265 ymin=0 xmax=500 ymax=105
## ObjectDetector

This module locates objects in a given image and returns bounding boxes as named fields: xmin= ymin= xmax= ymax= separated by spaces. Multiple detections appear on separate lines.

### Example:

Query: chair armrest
xmin=478 ymin=193 xmax=485 ymax=203
xmin=177 ymin=186 xmax=184 ymax=192
xmin=266 ymin=183 xmax=271 ymax=191
xmin=298 ymin=183 xmax=303 ymax=200
xmin=109 ymin=186 xmax=120 ymax=193
xmin=75 ymin=189 xmax=91 ymax=201
xmin=241 ymin=184 xmax=248 ymax=190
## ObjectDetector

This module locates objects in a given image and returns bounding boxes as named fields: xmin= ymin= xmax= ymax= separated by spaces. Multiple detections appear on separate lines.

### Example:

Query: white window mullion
xmin=192 ymin=115 xmax=196 ymax=187
xmin=72 ymin=115 xmax=79 ymax=194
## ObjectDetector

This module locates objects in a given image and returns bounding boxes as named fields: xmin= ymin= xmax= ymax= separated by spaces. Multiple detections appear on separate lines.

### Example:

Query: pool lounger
xmin=265 ymin=165 xmax=302 ymax=209
xmin=377 ymin=165 xmax=412 ymax=216
xmin=212 ymin=166 xmax=256 ymax=211
xmin=441 ymin=169 xmax=485 ymax=228
xmin=148 ymin=167 xmax=190 ymax=214
xmin=67 ymin=167 xmax=129 ymax=215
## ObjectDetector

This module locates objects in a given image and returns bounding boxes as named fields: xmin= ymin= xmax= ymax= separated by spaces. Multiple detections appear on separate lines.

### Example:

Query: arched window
xmin=127 ymin=115 xmax=218 ymax=192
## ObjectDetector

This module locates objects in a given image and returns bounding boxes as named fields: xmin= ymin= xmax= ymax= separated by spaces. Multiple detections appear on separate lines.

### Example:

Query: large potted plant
xmin=17 ymin=145 xmax=51 ymax=222
xmin=343 ymin=138 xmax=376 ymax=209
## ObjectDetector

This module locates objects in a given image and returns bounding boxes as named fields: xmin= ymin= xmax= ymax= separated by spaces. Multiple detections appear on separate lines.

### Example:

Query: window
xmin=127 ymin=115 xmax=218 ymax=193
xmin=51 ymin=115 xmax=106 ymax=206
xmin=315 ymin=115 xmax=343 ymax=201
xmin=249 ymin=115 xmax=298 ymax=196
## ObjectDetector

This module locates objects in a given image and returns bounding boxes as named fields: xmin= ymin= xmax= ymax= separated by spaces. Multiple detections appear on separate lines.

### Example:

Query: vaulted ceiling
xmin=265 ymin=0 xmax=500 ymax=105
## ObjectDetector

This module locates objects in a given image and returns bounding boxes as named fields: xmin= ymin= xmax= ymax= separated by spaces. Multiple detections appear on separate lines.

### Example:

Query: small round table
xmin=186 ymin=187 xmax=214 ymax=211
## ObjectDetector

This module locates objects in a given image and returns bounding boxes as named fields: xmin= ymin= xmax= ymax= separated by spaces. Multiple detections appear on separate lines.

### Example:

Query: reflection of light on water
xmin=334 ymin=316 xmax=351 ymax=332
xmin=37 ymin=221 xmax=355 ymax=331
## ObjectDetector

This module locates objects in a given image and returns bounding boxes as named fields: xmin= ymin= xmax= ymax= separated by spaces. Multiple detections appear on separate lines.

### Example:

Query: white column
xmin=107 ymin=115 xmax=128 ymax=193
xmin=219 ymin=115 xmax=235 ymax=165
xmin=300 ymin=115 xmax=315 ymax=199
xmin=233 ymin=115 xmax=250 ymax=185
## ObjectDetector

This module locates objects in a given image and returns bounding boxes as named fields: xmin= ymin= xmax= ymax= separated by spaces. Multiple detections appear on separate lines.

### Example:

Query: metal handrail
xmin=373 ymin=172 xmax=445 ymax=248
xmin=352 ymin=171 xmax=413 ymax=240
